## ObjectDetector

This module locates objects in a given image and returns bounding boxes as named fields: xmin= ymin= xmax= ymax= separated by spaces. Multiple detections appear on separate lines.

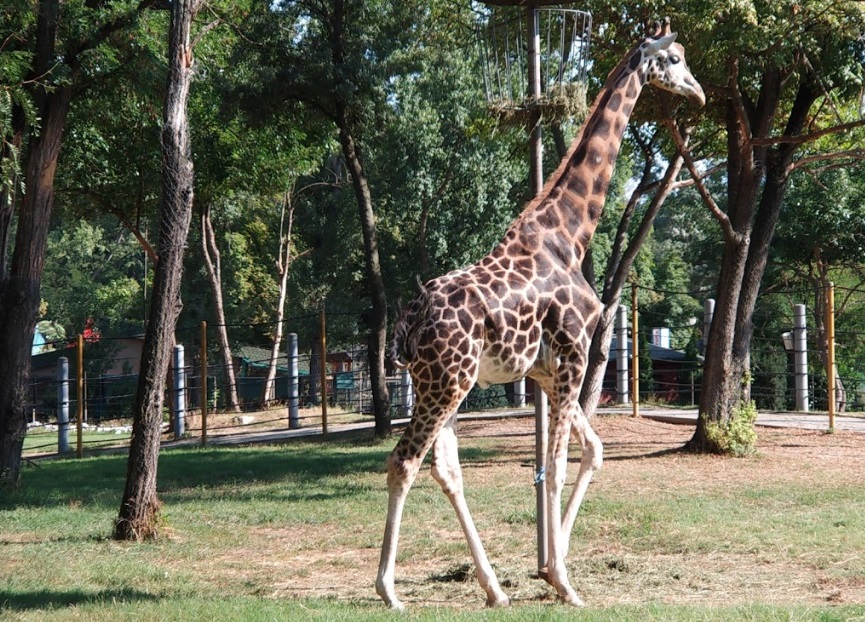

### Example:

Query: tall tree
xmin=666 ymin=1 xmax=865 ymax=450
xmin=115 ymin=0 xmax=202 ymax=539
xmin=200 ymin=201 xmax=241 ymax=412
xmin=0 ymin=0 xmax=156 ymax=487
xmin=234 ymin=0 xmax=433 ymax=436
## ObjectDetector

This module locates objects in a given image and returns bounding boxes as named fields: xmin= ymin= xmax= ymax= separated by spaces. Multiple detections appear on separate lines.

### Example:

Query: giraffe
xmin=376 ymin=21 xmax=705 ymax=609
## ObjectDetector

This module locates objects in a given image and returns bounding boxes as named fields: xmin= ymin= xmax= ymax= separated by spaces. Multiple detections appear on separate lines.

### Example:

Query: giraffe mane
xmin=521 ymin=42 xmax=641 ymax=215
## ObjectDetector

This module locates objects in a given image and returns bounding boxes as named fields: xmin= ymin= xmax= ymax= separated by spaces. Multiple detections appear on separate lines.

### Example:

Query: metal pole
xmin=514 ymin=378 xmax=526 ymax=408
xmin=527 ymin=1 xmax=548 ymax=579
xmin=173 ymin=345 xmax=186 ymax=439
xmin=57 ymin=357 xmax=70 ymax=453
xmin=616 ymin=304 xmax=629 ymax=403
xmin=76 ymin=334 xmax=84 ymax=458
xmin=631 ymin=284 xmax=639 ymax=419
xmin=826 ymin=283 xmax=836 ymax=430
xmin=201 ymin=321 xmax=208 ymax=446
xmin=319 ymin=306 xmax=328 ymax=437
xmin=793 ymin=304 xmax=809 ymax=412
xmin=287 ymin=332 xmax=300 ymax=429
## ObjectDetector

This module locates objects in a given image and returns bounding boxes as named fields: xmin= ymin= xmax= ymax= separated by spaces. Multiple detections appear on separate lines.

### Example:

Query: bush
xmin=703 ymin=400 xmax=758 ymax=457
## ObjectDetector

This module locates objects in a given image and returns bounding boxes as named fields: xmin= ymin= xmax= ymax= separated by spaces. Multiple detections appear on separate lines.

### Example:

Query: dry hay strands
xmin=487 ymin=82 xmax=589 ymax=125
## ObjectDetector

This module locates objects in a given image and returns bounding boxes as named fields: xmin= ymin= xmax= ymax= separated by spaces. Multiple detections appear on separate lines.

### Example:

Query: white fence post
xmin=57 ymin=357 xmax=70 ymax=453
xmin=173 ymin=345 xmax=186 ymax=439
xmin=616 ymin=304 xmax=629 ymax=403
xmin=793 ymin=303 xmax=809 ymax=412
xmin=287 ymin=333 xmax=300 ymax=429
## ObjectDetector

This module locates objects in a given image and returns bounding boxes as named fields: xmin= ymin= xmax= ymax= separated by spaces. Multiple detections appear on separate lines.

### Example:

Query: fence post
xmin=319 ymin=307 xmax=328 ymax=437
xmin=201 ymin=321 xmax=208 ymax=446
xmin=173 ymin=345 xmax=186 ymax=439
xmin=76 ymin=334 xmax=84 ymax=458
xmin=631 ymin=284 xmax=639 ymax=418
xmin=513 ymin=378 xmax=526 ymax=408
xmin=826 ymin=283 xmax=836 ymax=430
xmin=793 ymin=303 xmax=809 ymax=412
xmin=616 ymin=304 xmax=629 ymax=403
xmin=400 ymin=368 xmax=413 ymax=417
xmin=287 ymin=332 xmax=300 ymax=429
xmin=57 ymin=357 xmax=70 ymax=453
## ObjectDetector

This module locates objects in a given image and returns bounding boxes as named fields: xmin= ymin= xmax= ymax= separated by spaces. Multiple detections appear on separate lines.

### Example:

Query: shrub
xmin=703 ymin=400 xmax=758 ymax=457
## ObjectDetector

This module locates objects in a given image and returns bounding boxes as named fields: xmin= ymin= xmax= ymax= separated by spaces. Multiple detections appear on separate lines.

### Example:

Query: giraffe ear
xmin=645 ymin=32 xmax=677 ymax=55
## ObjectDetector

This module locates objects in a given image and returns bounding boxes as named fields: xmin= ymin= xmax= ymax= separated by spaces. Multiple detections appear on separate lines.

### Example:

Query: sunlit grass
xmin=3 ymin=418 xmax=865 ymax=621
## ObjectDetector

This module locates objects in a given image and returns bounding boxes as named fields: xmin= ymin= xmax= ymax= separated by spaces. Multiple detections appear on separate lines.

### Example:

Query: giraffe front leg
xmin=375 ymin=440 xmax=424 ymax=610
xmin=544 ymin=408 xmax=585 ymax=606
xmin=431 ymin=416 xmax=510 ymax=607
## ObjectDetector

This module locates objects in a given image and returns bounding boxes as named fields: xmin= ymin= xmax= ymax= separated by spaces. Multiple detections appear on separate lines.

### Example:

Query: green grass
xmin=3 ymin=420 xmax=865 ymax=621
xmin=23 ymin=428 xmax=131 ymax=455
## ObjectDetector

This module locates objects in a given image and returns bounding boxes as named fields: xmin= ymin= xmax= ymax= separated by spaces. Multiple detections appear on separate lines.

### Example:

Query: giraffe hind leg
xmin=431 ymin=415 xmax=510 ymax=607
xmin=561 ymin=409 xmax=603 ymax=555
xmin=376 ymin=375 xmax=479 ymax=609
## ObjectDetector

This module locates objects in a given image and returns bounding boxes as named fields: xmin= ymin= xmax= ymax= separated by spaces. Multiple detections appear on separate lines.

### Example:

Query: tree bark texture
xmin=115 ymin=0 xmax=200 ymax=539
xmin=689 ymin=71 xmax=819 ymax=451
xmin=0 ymin=0 xmax=70 ymax=486
xmin=201 ymin=203 xmax=241 ymax=412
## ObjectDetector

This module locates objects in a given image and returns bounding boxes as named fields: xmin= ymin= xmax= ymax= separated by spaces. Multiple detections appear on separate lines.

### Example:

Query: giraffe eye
xmin=669 ymin=55 xmax=681 ymax=65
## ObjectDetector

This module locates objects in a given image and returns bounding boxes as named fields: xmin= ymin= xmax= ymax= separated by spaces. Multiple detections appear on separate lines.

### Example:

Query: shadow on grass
xmin=2 ymin=436 xmax=499 ymax=511
xmin=0 ymin=587 xmax=160 ymax=611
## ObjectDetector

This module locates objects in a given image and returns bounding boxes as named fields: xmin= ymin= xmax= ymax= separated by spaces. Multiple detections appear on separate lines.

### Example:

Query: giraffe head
xmin=639 ymin=22 xmax=705 ymax=107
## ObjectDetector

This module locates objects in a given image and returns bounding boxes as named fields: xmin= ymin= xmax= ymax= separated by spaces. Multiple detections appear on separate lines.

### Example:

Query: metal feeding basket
xmin=477 ymin=5 xmax=592 ymax=122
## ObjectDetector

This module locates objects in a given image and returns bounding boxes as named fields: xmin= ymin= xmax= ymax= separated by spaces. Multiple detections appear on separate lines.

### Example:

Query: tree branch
xmin=787 ymin=148 xmax=865 ymax=174
xmin=750 ymin=118 xmax=865 ymax=146
xmin=662 ymin=103 xmax=744 ymax=246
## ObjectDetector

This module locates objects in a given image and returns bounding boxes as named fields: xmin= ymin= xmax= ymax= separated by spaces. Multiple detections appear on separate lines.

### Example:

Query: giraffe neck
xmin=511 ymin=50 xmax=648 ymax=265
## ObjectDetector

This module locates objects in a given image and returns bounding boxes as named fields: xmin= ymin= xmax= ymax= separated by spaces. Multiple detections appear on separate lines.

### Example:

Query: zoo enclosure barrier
xmin=25 ymin=283 xmax=865 ymax=457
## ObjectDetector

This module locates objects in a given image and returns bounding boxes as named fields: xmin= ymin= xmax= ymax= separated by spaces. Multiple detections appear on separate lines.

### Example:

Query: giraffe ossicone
xmin=376 ymin=24 xmax=704 ymax=610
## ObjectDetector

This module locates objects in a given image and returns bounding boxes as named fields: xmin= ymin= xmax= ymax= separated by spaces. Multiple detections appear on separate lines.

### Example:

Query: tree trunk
xmin=201 ymin=203 xmax=241 ymax=412
xmin=337 ymin=122 xmax=391 ymax=437
xmin=263 ymin=191 xmax=296 ymax=405
xmin=0 ymin=74 xmax=72 ymax=487
xmin=687 ymin=68 xmax=819 ymax=452
xmin=115 ymin=0 xmax=200 ymax=539
xmin=329 ymin=0 xmax=388 ymax=437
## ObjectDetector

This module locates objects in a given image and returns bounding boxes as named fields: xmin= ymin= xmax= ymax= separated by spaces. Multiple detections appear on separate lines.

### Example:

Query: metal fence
xmin=24 ymin=283 xmax=865 ymax=457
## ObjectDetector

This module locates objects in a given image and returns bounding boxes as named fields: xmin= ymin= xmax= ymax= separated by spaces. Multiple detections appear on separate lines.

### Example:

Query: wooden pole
xmin=201 ymin=320 xmax=208 ymax=446
xmin=76 ymin=334 xmax=84 ymax=458
xmin=319 ymin=306 xmax=328 ymax=437
xmin=826 ymin=282 xmax=836 ymax=431
xmin=631 ymin=283 xmax=639 ymax=419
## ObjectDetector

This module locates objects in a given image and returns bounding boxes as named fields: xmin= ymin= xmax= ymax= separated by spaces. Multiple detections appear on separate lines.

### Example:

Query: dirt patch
xmin=207 ymin=415 xmax=865 ymax=609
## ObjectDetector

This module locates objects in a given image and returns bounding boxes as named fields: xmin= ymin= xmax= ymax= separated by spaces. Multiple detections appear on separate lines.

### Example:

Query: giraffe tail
xmin=390 ymin=283 xmax=432 ymax=369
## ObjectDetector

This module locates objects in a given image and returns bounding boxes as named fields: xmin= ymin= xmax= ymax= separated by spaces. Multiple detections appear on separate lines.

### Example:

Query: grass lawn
xmin=2 ymin=415 xmax=865 ymax=621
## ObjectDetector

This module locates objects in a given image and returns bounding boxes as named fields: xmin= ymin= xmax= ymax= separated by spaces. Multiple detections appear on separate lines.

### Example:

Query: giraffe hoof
xmin=375 ymin=583 xmax=404 ymax=610
xmin=559 ymin=593 xmax=585 ymax=607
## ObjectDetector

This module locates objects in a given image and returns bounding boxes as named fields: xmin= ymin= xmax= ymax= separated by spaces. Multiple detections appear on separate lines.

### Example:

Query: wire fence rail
xmin=24 ymin=282 xmax=865 ymax=458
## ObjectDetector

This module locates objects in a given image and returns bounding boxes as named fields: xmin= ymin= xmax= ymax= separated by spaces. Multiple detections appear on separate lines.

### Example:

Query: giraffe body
xmin=377 ymin=25 xmax=704 ymax=609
